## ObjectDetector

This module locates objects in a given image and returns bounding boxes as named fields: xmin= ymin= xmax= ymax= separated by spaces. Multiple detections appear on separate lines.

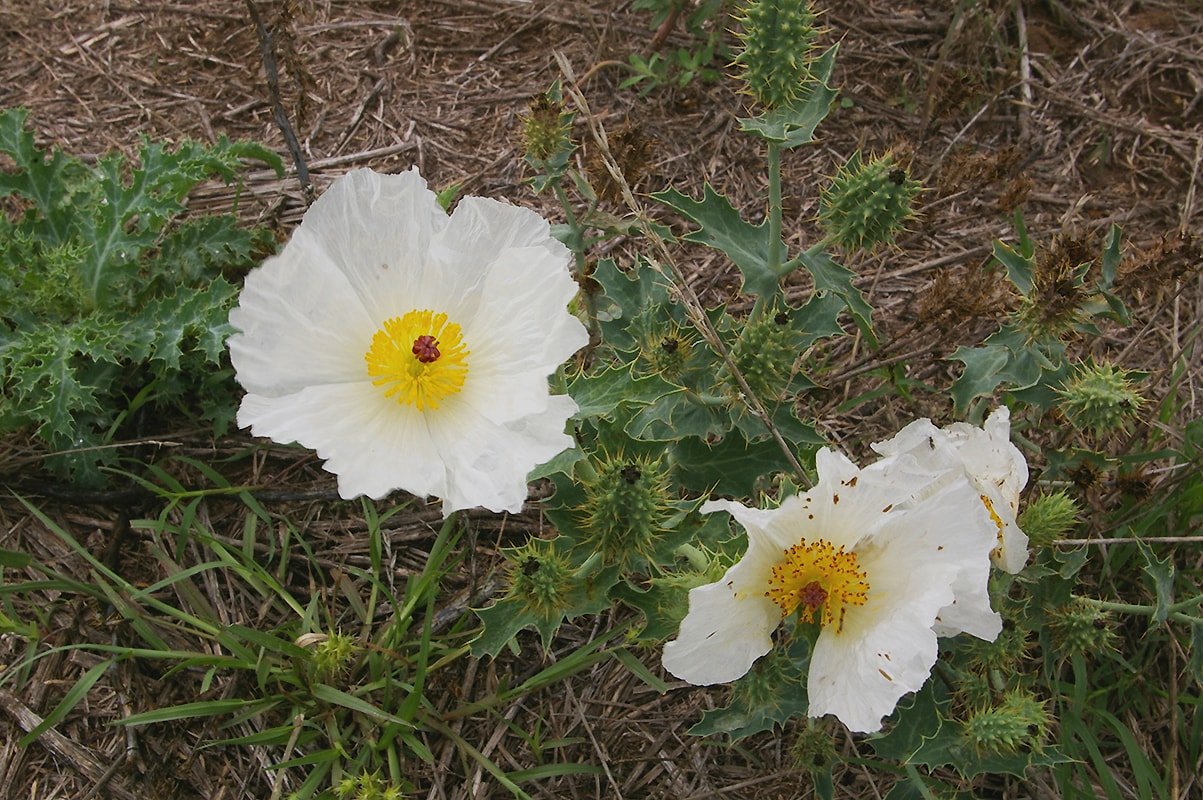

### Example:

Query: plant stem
xmin=1080 ymin=593 xmax=1203 ymax=623
xmin=553 ymin=179 xmax=600 ymax=344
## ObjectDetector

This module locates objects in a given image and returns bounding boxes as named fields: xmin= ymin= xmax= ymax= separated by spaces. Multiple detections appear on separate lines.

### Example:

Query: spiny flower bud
xmin=520 ymin=93 xmax=572 ymax=163
xmin=791 ymin=725 xmax=837 ymax=773
xmin=1048 ymin=596 xmax=1116 ymax=659
xmin=1057 ymin=362 xmax=1145 ymax=437
xmin=1018 ymin=490 xmax=1081 ymax=548
xmin=733 ymin=0 xmax=820 ymax=109
xmin=637 ymin=323 xmax=695 ymax=381
xmin=505 ymin=539 xmax=576 ymax=618
xmin=728 ymin=307 xmax=797 ymax=401
xmin=962 ymin=691 xmax=1050 ymax=754
xmin=734 ymin=646 xmax=793 ymax=710
xmin=964 ymin=624 xmax=1030 ymax=674
xmin=579 ymin=453 xmax=672 ymax=569
xmin=819 ymin=151 xmax=921 ymax=252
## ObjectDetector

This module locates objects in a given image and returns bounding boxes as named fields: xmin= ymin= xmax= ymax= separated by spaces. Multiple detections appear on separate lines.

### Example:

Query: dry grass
xmin=1 ymin=1 xmax=1201 ymax=798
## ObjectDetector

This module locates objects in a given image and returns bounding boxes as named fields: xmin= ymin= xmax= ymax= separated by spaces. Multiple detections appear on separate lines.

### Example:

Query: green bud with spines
xmin=733 ymin=0 xmax=820 ymax=109
xmin=505 ymin=538 xmax=576 ymax=619
xmin=579 ymin=453 xmax=672 ymax=570
xmin=1018 ymin=490 xmax=1081 ymax=548
xmin=964 ymin=624 xmax=1031 ymax=674
xmin=1057 ymin=362 xmax=1145 ymax=438
xmin=962 ymin=691 xmax=1049 ymax=754
xmin=819 ymin=151 xmax=921 ymax=252
xmin=637 ymin=322 xmax=695 ymax=382
xmin=520 ymin=92 xmax=573 ymax=163
xmin=1048 ymin=596 xmax=1117 ymax=659
xmin=728 ymin=306 xmax=797 ymax=401
xmin=791 ymin=725 xmax=837 ymax=773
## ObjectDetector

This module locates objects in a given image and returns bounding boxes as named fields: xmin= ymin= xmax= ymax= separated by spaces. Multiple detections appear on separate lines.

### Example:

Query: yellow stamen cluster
xmin=766 ymin=538 xmax=869 ymax=633
xmin=364 ymin=309 xmax=469 ymax=411
xmin=981 ymin=494 xmax=1005 ymax=558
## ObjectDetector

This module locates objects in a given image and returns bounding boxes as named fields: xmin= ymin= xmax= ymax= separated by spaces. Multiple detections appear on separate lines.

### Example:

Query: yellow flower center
xmin=364 ymin=309 xmax=469 ymax=411
xmin=765 ymin=539 xmax=870 ymax=634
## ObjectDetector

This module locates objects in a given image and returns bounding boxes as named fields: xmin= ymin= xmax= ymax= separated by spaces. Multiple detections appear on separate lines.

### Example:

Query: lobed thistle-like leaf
xmin=1048 ymin=596 xmax=1117 ymax=659
xmin=819 ymin=151 xmax=921 ymax=252
xmin=728 ymin=307 xmax=797 ymax=401
xmin=579 ymin=453 xmax=673 ymax=569
xmin=733 ymin=0 xmax=821 ymax=109
xmin=1018 ymin=490 xmax=1081 ymax=548
xmin=962 ymin=691 xmax=1050 ymax=754
xmin=1057 ymin=362 xmax=1145 ymax=437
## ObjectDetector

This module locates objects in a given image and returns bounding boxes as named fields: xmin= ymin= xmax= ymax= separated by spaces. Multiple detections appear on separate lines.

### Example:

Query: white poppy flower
xmin=870 ymin=407 xmax=1030 ymax=575
xmin=661 ymin=449 xmax=1000 ymax=734
xmin=228 ymin=168 xmax=588 ymax=514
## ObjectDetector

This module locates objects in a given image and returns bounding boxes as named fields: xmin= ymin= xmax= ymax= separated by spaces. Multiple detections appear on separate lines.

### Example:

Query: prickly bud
xmin=820 ymin=152 xmax=921 ymax=252
xmin=505 ymin=539 xmax=576 ymax=618
xmin=1018 ymin=490 xmax=1081 ymax=548
xmin=520 ymin=93 xmax=572 ymax=163
xmin=1048 ymin=596 xmax=1116 ymax=659
xmin=964 ymin=624 xmax=1030 ymax=673
xmin=1057 ymin=362 xmax=1145 ymax=437
xmin=791 ymin=725 xmax=837 ymax=773
xmin=637 ymin=323 xmax=695 ymax=381
xmin=579 ymin=454 xmax=672 ymax=569
xmin=728 ymin=307 xmax=797 ymax=401
xmin=733 ymin=0 xmax=820 ymax=109
xmin=962 ymin=691 xmax=1049 ymax=754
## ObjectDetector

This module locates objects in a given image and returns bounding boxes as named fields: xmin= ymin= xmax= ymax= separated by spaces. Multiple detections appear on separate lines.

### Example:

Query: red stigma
xmin=412 ymin=335 xmax=441 ymax=363
xmin=799 ymin=580 xmax=828 ymax=608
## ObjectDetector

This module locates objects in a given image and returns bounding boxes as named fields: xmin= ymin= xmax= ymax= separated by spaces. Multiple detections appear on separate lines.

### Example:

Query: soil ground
xmin=1 ymin=1 xmax=1201 ymax=798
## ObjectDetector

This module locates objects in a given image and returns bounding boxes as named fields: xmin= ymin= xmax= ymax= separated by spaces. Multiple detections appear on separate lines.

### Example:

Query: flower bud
xmin=1018 ymin=490 xmax=1081 ymax=548
xmin=733 ymin=0 xmax=821 ymax=109
xmin=728 ymin=307 xmax=797 ymax=401
xmin=1048 ymin=596 xmax=1116 ymax=659
xmin=791 ymin=725 xmax=837 ymax=773
xmin=638 ymin=323 xmax=695 ymax=381
xmin=505 ymin=539 xmax=576 ymax=618
xmin=962 ymin=691 xmax=1049 ymax=754
xmin=819 ymin=152 xmax=921 ymax=252
xmin=580 ymin=454 xmax=672 ymax=569
xmin=1057 ymin=362 xmax=1145 ymax=438
xmin=296 ymin=631 xmax=358 ymax=679
xmin=520 ymin=93 xmax=572 ymax=163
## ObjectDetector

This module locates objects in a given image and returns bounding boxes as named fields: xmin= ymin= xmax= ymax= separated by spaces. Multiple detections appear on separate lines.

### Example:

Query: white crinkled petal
xmin=237 ymin=383 xmax=445 ymax=502
xmin=663 ymin=504 xmax=784 ymax=684
xmin=807 ymin=477 xmax=1000 ymax=732
xmin=429 ymin=394 xmax=579 ymax=514
xmin=228 ymin=227 xmax=376 ymax=396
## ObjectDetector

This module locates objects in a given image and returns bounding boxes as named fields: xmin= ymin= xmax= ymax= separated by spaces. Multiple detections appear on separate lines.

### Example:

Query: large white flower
xmin=661 ymin=449 xmax=1000 ymax=733
xmin=228 ymin=168 xmax=588 ymax=514
xmin=870 ymin=407 xmax=1030 ymax=575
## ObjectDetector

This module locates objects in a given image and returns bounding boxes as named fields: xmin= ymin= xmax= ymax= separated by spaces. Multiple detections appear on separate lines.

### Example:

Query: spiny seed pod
xmin=579 ymin=454 xmax=672 ymax=569
xmin=1018 ymin=234 xmax=1093 ymax=337
xmin=735 ymin=646 xmax=791 ymax=710
xmin=1048 ymin=596 xmax=1116 ymax=659
xmin=733 ymin=0 xmax=820 ymax=109
xmin=791 ymin=725 xmax=837 ymax=772
xmin=585 ymin=119 xmax=653 ymax=204
xmin=962 ymin=691 xmax=1050 ymax=754
xmin=954 ymin=668 xmax=995 ymax=710
xmin=728 ymin=307 xmax=797 ymax=401
xmin=1057 ymin=362 xmax=1145 ymax=438
xmin=506 ymin=539 xmax=575 ymax=618
xmin=1018 ymin=490 xmax=1081 ymax=549
xmin=520 ymin=94 xmax=572 ymax=162
xmin=819 ymin=151 xmax=921 ymax=252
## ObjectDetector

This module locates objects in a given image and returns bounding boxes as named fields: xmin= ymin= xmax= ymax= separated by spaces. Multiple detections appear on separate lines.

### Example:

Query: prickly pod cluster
xmin=820 ymin=151 xmax=921 ymax=252
xmin=733 ymin=0 xmax=820 ymax=109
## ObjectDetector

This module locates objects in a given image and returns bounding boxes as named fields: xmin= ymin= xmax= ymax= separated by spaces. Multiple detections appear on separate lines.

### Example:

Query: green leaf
xmin=793 ymin=246 xmax=874 ymax=339
xmin=0 ymin=548 xmax=33 ymax=568
xmin=1189 ymin=621 xmax=1203 ymax=687
xmin=671 ymin=432 xmax=799 ymax=496
xmin=1136 ymin=540 xmax=1175 ymax=625
xmin=18 ymin=660 xmax=113 ymax=747
xmin=653 ymin=184 xmax=778 ymax=299
xmin=591 ymin=257 xmax=678 ymax=352
xmin=627 ymin=389 xmax=727 ymax=441
xmin=569 ymin=367 xmax=677 ymax=421
xmin=736 ymin=45 xmax=839 ymax=148
xmin=949 ymin=344 xmax=1010 ymax=413
xmin=310 ymin=684 xmax=416 ymax=728
xmin=994 ymin=240 xmax=1034 ymax=296
xmin=1100 ymin=224 xmax=1122 ymax=291
xmin=119 ymin=697 xmax=280 ymax=726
